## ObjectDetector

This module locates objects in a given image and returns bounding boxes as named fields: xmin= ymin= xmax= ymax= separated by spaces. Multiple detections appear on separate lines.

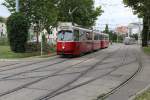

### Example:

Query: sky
xmin=94 ymin=0 xmax=140 ymax=30
xmin=0 ymin=0 xmax=10 ymax=17
xmin=0 ymin=0 xmax=140 ymax=30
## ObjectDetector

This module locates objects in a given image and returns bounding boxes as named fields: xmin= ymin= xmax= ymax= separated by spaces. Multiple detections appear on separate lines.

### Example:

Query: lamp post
xmin=16 ymin=0 xmax=19 ymax=12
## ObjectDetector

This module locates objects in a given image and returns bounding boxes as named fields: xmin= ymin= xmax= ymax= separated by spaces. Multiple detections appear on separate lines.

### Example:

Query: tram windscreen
xmin=57 ymin=31 xmax=74 ymax=41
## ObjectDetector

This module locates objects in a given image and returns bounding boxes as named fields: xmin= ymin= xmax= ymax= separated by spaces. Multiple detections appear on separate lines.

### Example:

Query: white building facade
xmin=28 ymin=25 xmax=57 ymax=45
xmin=0 ymin=23 xmax=7 ymax=37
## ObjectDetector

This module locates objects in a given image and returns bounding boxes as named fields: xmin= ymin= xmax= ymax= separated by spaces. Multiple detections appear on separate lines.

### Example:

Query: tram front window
xmin=57 ymin=31 xmax=74 ymax=41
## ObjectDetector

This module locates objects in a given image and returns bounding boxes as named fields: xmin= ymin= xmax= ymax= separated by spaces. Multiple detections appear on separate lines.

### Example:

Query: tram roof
xmin=73 ymin=26 xmax=92 ymax=32
xmin=58 ymin=22 xmax=92 ymax=32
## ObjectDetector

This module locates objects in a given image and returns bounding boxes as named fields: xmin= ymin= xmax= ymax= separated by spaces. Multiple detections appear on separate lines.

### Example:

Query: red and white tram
xmin=57 ymin=23 xmax=109 ymax=56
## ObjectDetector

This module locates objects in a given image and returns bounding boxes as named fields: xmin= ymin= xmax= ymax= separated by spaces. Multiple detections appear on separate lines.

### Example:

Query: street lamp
xmin=16 ymin=0 xmax=19 ymax=12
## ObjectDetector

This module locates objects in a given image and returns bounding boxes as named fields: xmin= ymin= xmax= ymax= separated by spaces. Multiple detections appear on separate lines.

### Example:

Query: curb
xmin=0 ymin=59 xmax=21 ymax=62
xmin=129 ymin=84 xmax=150 ymax=100
xmin=0 ymin=53 xmax=58 ymax=62
xmin=129 ymin=50 xmax=150 ymax=100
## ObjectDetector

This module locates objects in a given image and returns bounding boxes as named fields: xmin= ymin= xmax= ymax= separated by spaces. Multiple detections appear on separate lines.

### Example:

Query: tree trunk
xmin=142 ymin=16 xmax=148 ymax=47
xmin=36 ymin=32 xmax=39 ymax=44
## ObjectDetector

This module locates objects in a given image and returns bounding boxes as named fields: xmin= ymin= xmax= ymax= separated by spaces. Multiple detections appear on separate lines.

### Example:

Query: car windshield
xmin=57 ymin=31 xmax=74 ymax=41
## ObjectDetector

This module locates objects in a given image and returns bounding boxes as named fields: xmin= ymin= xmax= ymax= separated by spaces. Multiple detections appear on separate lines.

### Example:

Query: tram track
xmin=35 ymin=59 xmax=137 ymax=100
xmin=0 ymin=45 xmax=141 ymax=100
xmin=0 ymin=46 xmax=114 ymax=80
xmin=0 ymin=46 xmax=119 ymax=98
xmin=0 ymin=59 xmax=67 ymax=79
xmin=34 ymin=45 xmax=140 ymax=100
xmin=0 ymin=53 xmax=98 ymax=79
xmin=0 ymin=56 xmax=61 ymax=73
xmin=0 ymin=47 xmax=104 ymax=75
xmin=96 ymin=47 xmax=143 ymax=100
xmin=1 ymin=58 xmax=137 ymax=81
xmin=34 ymin=46 xmax=128 ymax=100
xmin=35 ymin=53 xmax=114 ymax=100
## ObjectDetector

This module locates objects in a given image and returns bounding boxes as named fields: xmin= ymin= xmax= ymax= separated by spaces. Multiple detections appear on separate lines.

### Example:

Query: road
xmin=0 ymin=44 xmax=142 ymax=100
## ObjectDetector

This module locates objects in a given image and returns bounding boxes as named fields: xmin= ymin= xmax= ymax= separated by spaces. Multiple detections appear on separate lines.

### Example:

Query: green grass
xmin=0 ymin=46 xmax=41 ymax=59
xmin=143 ymin=47 xmax=150 ymax=55
xmin=134 ymin=89 xmax=150 ymax=100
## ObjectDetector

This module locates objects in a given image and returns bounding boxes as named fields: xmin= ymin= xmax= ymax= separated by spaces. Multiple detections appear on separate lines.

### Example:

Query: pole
xmin=117 ymin=33 xmax=119 ymax=43
xmin=147 ymin=16 xmax=150 ymax=45
xmin=41 ymin=33 xmax=43 ymax=56
xmin=138 ymin=19 xmax=141 ymax=45
xmin=16 ymin=0 xmax=19 ymax=12
xmin=39 ymin=21 xmax=43 ymax=56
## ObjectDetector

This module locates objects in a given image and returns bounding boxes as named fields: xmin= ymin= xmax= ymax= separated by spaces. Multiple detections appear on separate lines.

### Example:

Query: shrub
xmin=7 ymin=13 xmax=29 ymax=53
xmin=25 ymin=42 xmax=41 ymax=52
xmin=25 ymin=42 xmax=56 ymax=54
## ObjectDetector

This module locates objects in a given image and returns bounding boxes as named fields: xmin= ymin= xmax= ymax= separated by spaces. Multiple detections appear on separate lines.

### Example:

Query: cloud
xmin=95 ymin=0 xmax=139 ymax=30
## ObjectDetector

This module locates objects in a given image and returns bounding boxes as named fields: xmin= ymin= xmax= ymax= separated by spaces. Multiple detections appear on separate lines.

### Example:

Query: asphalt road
xmin=0 ymin=44 xmax=142 ymax=100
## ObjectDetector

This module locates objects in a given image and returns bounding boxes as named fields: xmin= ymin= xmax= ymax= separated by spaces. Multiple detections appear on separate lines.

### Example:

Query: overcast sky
xmin=0 ymin=0 xmax=10 ymax=17
xmin=94 ymin=0 xmax=140 ymax=30
xmin=0 ymin=0 xmax=140 ymax=30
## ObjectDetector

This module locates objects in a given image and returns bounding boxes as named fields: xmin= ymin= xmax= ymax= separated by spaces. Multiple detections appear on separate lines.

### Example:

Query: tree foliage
xmin=7 ymin=13 xmax=29 ymax=53
xmin=0 ymin=16 xmax=6 ymax=23
xmin=3 ymin=0 xmax=102 ymax=28
xmin=3 ymin=0 xmax=58 ymax=29
xmin=123 ymin=0 xmax=150 ymax=46
xmin=103 ymin=24 xmax=109 ymax=34
xmin=58 ymin=0 xmax=103 ymax=28
xmin=3 ymin=0 xmax=58 ymax=43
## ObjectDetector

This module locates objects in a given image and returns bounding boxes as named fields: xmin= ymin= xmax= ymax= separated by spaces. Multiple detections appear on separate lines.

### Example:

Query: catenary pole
xmin=16 ymin=0 xmax=19 ymax=12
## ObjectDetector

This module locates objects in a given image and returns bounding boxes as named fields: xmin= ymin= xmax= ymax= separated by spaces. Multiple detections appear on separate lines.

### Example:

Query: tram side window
xmin=99 ymin=35 xmax=103 ymax=40
xmin=103 ymin=35 xmax=105 ymax=40
xmin=86 ymin=32 xmax=92 ymax=40
xmin=74 ymin=30 xmax=80 ymax=41
xmin=80 ymin=31 xmax=86 ymax=41
xmin=94 ymin=34 xmax=99 ymax=40
xmin=104 ymin=35 xmax=106 ymax=40
xmin=105 ymin=36 xmax=109 ymax=40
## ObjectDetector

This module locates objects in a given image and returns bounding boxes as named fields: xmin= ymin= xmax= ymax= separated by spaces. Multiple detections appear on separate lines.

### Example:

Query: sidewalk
xmin=106 ymin=49 xmax=150 ymax=100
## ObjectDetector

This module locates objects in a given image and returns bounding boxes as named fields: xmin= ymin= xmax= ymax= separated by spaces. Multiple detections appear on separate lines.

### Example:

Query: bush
xmin=7 ymin=13 xmax=29 ymax=53
xmin=25 ymin=42 xmax=56 ymax=54
xmin=25 ymin=42 xmax=41 ymax=52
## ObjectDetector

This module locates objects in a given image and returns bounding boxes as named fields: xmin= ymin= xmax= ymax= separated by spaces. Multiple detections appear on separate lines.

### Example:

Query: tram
xmin=124 ymin=37 xmax=136 ymax=45
xmin=57 ymin=22 xmax=109 ymax=56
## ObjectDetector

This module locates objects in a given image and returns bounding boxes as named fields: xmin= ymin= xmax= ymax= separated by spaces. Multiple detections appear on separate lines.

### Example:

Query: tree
xmin=3 ymin=0 xmax=58 ymax=43
xmin=0 ymin=16 xmax=6 ymax=23
xmin=123 ymin=0 xmax=150 ymax=47
xmin=57 ymin=0 xmax=103 ymax=28
xmin=103 ymin=24 xmax=109 ymax=34
xmin=3 ymin=0 xmax=103 ymax=29
xmin=130 ymin=34 xmax=138 ymax=40
xmin=7 ymin=13 xmax=29 ymax=53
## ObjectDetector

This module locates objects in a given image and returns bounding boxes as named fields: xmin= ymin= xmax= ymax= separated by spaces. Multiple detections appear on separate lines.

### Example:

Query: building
xmin=28 ymin=24 xmax=57 ymax=44
xmin=128 ymin=22 xmax=143 ymax=44
xmin=128 ymin=22 xmax=143 ymax=35
xmin=0 ymin=22 xmax=7 ymax=37
xmin=115 ymin=26 xmax=128 ymax=35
